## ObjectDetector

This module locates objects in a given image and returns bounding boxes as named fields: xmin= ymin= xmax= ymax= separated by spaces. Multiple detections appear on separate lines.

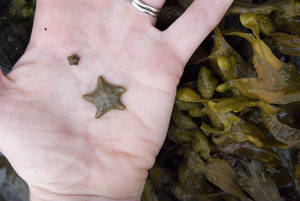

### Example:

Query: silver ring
xmin=130 ymin=0 xmax=161 ymax=17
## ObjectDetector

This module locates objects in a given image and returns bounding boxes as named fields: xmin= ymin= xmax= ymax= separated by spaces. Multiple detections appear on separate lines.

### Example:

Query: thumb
xmin=0 ymin=68 xmax=15 ymax=92
xmin=0 ymin=68 xmax=21 ymax=152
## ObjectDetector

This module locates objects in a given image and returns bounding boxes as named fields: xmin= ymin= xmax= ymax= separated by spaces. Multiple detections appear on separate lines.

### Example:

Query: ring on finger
xmin=130 ymin=0 xmax=161 ymax=17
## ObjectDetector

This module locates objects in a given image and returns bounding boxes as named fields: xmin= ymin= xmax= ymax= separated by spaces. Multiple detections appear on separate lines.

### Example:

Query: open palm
xmin=0 ymin=0 xmax=232 ymax=200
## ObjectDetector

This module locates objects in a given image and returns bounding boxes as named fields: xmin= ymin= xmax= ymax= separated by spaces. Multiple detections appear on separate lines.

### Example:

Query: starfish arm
xmin=95 ymin=108 xmax=105 ymax=119
xmin=97 ymin=76 xmax=104 ymax=88
xmin=82 ymin=94 xmax=95 ymax=103
xmin=115 ymin=102 xmax=126 ymax=110
xmin=114 ymin=87 xmax=126 ymax=95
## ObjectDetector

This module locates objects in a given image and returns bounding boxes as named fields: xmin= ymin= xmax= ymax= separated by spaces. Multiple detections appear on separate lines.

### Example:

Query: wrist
xmin=30 ymin=188 xmax=140 ymax=201
xmin=31 ymin=195 xmax=139 ymax=201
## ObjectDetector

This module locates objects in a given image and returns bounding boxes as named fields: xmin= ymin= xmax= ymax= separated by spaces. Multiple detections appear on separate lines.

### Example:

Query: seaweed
xmin=0 ymin=0 xmax=35 ymax=73
xmin=145 ymin=1 xmax=300 ymax=201
xmin=237 ymin=161 xmax=281 ymax=201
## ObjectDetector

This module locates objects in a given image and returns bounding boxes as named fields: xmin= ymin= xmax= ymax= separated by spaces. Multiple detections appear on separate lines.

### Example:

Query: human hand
xmin=0 ymin=0 xmax=233 ymax=200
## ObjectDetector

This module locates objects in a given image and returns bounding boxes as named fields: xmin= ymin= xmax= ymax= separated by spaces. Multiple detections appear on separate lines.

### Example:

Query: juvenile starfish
xmin=82 ymin=76 xmax=126 ymax=119
xmin=67 ymin=53 xmax=80 ymax=65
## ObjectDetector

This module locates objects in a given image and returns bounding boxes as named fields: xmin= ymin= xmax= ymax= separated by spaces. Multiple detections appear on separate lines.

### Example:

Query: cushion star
xmin=82 ymin=76 xmax=126 ymax=119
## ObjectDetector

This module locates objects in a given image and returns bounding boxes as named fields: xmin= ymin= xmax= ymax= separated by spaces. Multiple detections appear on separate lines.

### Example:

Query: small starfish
xmin=67 ymin=53 xmax=80 ymax=65
xmin=82 ymin=76 xmax=126 ymax=119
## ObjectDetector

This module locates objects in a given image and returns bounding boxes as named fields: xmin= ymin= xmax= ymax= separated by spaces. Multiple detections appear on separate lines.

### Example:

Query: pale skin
xmin=0 ymin=0 xmax=233 ymax=201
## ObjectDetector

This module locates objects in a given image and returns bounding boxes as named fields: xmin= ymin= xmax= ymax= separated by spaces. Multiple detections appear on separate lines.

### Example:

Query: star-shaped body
xmin=82 ymin=76 xmax=126 ymax=119
xmin=67 ymin=53 xmax=80 ymax=65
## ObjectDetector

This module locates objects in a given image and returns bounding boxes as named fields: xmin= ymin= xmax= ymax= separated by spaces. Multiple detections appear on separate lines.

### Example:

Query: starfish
xmin=67 ymin=53 xmax=80 ymax=65
xmin=82 ymin=76 xmax=126 ymax=119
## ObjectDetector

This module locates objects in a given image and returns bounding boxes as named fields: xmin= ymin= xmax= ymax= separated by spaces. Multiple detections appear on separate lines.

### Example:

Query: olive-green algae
xmin=145 ymin=1 xmax=300 ymax=201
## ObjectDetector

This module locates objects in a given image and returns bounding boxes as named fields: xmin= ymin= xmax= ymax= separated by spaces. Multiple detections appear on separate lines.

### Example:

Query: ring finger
xmin=126 ymin=0 xmax=167 ymax=25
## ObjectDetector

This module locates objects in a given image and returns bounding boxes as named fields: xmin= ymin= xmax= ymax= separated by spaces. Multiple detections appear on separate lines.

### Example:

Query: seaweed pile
xmin=0 ymin=154 xmax=28 ymax=201
xmin=0 ymin=0 xmax=34 ymax=74
xmin=143 ymin=0 xmax=300 ymax=201
xmin=1 ymin=0 xmax=300 ymax=201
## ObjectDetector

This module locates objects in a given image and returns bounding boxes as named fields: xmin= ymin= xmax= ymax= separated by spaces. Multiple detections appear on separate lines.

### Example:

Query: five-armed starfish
xmin=82 ymin=76 xmax=126 ymax=119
